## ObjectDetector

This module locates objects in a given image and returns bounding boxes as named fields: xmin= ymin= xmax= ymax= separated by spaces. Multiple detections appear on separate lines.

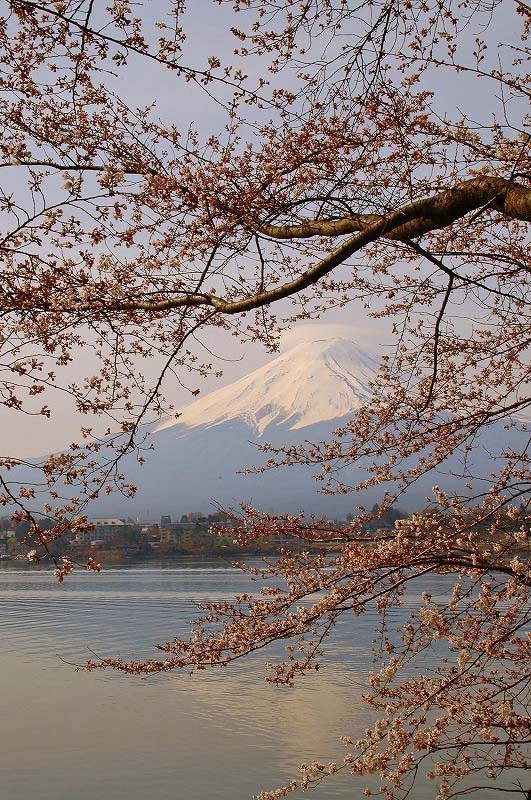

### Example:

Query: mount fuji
xmin=70 ymin=331 xmax=527 ymax=518
xmin=155 ymin=336 xmax=377 ymax=438
xmin=89 ymin=335 xmax=379 ymax=518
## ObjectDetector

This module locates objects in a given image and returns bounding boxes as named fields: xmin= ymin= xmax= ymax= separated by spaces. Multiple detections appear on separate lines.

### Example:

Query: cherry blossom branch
xmin=253 ymin=178 xmax=531 ymax=241
xmin=38 ymin=176 xmax=529 ymax=317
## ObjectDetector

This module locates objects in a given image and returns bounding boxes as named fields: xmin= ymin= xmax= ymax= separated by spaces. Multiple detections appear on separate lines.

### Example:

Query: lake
xmin=0 ymin=560 xmax=512 ymax=800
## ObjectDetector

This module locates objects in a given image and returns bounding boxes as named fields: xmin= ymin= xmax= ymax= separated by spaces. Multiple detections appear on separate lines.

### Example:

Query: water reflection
xmin=0 ymin=562 xmax=507 ymax=800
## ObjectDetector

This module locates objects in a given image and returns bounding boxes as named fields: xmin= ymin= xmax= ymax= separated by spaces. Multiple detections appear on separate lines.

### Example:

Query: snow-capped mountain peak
xmin=156 ymin=337 xmax=378 ymax=437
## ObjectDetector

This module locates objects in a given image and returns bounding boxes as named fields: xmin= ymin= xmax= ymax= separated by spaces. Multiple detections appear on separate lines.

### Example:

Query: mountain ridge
xmin=156 ymin=336 xmax=378 ymax=437
xmin=15 ymin=332 xmax=527 ymax=518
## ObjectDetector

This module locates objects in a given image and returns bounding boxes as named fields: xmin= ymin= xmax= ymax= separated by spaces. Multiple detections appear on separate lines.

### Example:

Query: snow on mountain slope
xmin=20 ymin=328 xmax=526 ymax=518
xmin=156 ymin=337 xmax=378 ymax=437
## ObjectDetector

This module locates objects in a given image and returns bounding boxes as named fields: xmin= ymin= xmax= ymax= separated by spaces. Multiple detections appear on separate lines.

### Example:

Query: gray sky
xmin=1 ymin=310 xmax=392 ymax=459
xmin=0 ymin=0 xmax=524 ymax=459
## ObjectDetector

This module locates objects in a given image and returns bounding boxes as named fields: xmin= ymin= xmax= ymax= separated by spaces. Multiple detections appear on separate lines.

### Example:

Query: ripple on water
xmin=0 ymin=564 xmax=506 ymax=800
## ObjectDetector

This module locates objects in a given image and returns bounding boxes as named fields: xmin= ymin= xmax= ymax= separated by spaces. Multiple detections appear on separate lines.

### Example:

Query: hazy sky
xmin=0 ymin=0 xmax=524 ymax=459
xmin=1 ymin=313 xmax=392 ymax=459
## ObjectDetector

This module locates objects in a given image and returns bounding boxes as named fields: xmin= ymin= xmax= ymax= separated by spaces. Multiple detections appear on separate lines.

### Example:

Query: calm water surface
xmin=0 ymin=561 xmax=504 ymax=800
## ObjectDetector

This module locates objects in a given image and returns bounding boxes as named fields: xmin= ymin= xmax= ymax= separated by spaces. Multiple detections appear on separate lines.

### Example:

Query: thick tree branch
xmin=97 ymin=176 xmax=530 ymax=316
xmin=254 ymin=177 xmax=531 ymax=241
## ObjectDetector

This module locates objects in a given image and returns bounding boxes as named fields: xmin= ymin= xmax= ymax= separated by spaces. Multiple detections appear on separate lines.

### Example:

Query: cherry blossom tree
xmin=0 ymin=1 xmax=529 ymax=798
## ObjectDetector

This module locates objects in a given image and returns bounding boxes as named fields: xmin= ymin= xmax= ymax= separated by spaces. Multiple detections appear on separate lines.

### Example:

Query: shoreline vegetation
xmin=0 ymin=507 xmax=410 ymax=564
xmin=2 ymin=506 xmax=527 ymax=567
